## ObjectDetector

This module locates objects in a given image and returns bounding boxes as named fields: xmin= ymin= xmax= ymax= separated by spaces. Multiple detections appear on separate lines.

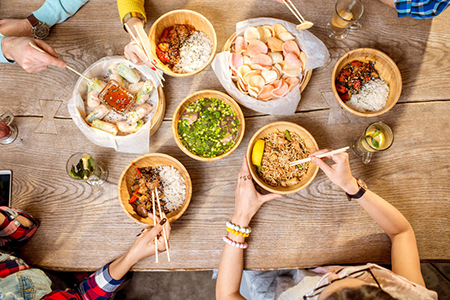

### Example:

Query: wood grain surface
xmin=0 ymin=0 xmax=449 ymax=271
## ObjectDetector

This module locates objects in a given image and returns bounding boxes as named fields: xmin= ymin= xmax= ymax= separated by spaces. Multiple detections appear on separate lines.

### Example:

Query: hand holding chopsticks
xmin=282 ymin=0 xmax=314 ymax=31
xmin=289 ymin=146 xmax=350 ymax=166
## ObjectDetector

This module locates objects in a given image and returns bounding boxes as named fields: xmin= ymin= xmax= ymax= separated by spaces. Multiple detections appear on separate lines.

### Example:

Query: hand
xmin=125 ymin=217 xmax=171 ymax=265
xmin=0 ymin=19 xmax=32 ymax=37
xmin=1 ymin=37 xmax=66 ymax=73
xmin=310 ymin=150 xmax=358 ymax=194
xmin=233 ymin=156 xmax=282 ymax=227
xmin=124 ymin=41 xmax=156 ymax=70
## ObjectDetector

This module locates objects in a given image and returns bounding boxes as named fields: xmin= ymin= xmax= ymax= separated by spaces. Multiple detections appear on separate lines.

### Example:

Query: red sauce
xmin=98 ymin=80 xmax=135 ymax=114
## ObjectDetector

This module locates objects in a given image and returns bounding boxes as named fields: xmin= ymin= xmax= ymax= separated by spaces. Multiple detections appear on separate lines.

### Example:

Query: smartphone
xmin=0 ymin=170 xmax=12 ymax=207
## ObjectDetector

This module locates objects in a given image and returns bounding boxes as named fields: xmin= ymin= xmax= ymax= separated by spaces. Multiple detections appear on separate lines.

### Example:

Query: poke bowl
xmin=118 ymin=153 xmax=192 ymax=226
xmin=332 ymin=48 xmax=402 ymax=117
xmin=149 ymin=9 xmax=217 ymax=77
xmin=246 ymin=121 xmax=319 ymax=194
xmin=172 ymin=90 xmax=245 ymax=162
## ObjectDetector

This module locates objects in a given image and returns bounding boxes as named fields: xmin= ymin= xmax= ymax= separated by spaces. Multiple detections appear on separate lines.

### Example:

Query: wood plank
xmin=1 ymin=100 xmax=448 ymax=271
xmin=432 ymin=263 xmax=450 ymax=281
xmin=421 ymin=263 xmax=450 ymax=299
xmin=1 ymin=0 xmax=450 ymax=119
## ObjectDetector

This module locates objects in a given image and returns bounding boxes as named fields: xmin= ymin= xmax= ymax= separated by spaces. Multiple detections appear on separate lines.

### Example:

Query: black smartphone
xmin=0 ymin=170 xmax=12 ymax=207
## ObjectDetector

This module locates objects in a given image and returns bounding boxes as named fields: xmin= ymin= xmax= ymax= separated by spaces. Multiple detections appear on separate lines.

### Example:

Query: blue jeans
xmin=0 ymin=253 xmax=52 ymax=300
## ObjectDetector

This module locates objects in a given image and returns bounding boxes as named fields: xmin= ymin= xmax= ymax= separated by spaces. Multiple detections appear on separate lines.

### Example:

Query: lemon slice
xmin=366 ymin=130 xmax=384 ymax=148
xmin=252 ymin=139 xmax=265 ymax=166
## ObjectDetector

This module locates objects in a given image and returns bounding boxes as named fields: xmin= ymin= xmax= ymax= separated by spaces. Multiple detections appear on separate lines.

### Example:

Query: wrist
xmin=231 ymin=212 xmax=252 ymax=228
xmin=342 ymin=177 xmax=359 ymax=195
xmin=1 ymin=37 xmax=14 ymax=61
xmin=123 ymin=250 xmax=139 ymax=267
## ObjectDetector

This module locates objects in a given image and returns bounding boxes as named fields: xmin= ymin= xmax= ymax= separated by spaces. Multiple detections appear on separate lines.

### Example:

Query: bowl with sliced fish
xmin=172 ymin=90 xmax=245 ymax=161
xmin=118 ymin=153 xmax=192 ymax=225
xmin=247 ymin=121 xmax=319 ymax=194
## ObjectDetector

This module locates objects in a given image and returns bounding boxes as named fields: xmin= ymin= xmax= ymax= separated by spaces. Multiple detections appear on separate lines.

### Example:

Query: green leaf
xmin=371 ymin=138 xmax=380 ymax=148
xmin=372 ymin=130 xmax=381 ymax=137
xmin=285 ymin=130 xmax=292 ymax=142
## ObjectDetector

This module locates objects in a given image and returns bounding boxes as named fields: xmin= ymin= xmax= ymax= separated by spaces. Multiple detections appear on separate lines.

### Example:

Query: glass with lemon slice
xmin=327 ymin=0 xmax=364 ymax=39
xmin=66 ymin=152 xmax=109 ymax=187
xmin=352 ymin=122 xmax=394 ymax=164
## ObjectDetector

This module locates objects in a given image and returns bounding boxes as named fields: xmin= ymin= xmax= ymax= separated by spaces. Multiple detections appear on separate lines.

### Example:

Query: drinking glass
xmin=66 ymin=152 xmax=109 ymax=188
xmin=0 ymin=111 xmax=18 ymax=145
xmin=327 ymin=0 xmax=364 ymax=39
xmin=351 ymin=121 xmax=394 ymax=164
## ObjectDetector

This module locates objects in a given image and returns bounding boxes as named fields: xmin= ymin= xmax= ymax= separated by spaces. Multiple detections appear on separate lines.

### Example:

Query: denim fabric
xmin=0 ymin=268 xmax=52 ymax=300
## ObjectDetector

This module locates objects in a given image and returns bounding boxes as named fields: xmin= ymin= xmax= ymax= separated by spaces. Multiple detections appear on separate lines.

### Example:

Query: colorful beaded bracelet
xmin=223 ymin=236 xmax=248 ymax=249
xmin=226 ymin=227 xmax=250 ymax=237
xmin=226 ymin=222 xmax=252 ymax=234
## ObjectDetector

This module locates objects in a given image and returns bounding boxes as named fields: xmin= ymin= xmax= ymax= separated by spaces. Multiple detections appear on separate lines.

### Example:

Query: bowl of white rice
xmin=331 ymin=48 xmax=402 ymax=117
xmin=118 ymin=153 xmax=192 ymax=226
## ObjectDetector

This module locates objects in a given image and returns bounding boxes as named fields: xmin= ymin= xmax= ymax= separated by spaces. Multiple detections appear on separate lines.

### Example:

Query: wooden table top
xmin=1 ymin=0 xmax=449 ymax=271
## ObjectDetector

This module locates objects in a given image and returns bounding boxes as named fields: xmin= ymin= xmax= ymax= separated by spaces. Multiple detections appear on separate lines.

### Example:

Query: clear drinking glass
xmin=327 ymin=0 xmax=364 ymax=39
xmin=66 ymin=152 xmax=108 ymax=188
xmin=0 ymin=111 xmax=18 ymax=145
xmin=352 ymin=121 xmax=394 ymax=164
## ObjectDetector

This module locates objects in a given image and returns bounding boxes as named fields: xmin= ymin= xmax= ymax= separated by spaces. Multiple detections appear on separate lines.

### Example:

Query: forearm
xmin=216 ymin=214 xmax=249 ymax=300
xmin=108 ymin=252 xmax=137 ymax=280
xmin=34 ymin=0 xmax=90 ymax=27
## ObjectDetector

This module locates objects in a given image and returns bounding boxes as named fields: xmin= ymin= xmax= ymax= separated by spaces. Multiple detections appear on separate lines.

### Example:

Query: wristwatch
xmin=122 ymin=12 xmax=145 ymax=31
xmin=27 ymin=14 xmax=50 ymax=39
xmin=345 ymin=178 xmax=367 ymax=201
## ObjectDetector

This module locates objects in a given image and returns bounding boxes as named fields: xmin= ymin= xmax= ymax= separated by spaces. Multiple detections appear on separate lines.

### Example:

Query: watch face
xmin=32 ymin=25 xmax=50 ymax=39
xmin=357 ymin=178 xmax=367 ymax=190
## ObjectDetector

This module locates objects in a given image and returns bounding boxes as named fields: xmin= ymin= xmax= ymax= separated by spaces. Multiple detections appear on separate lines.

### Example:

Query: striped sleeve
xmin=394 ymin=0 xmax=450 ymax=19
xmin=117 ymin=0 xmax=147 ymax=23
xmin=77 ymin=263 xmax=125 ymax=300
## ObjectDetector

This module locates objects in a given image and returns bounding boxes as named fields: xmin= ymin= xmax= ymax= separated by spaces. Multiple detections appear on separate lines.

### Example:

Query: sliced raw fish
xmin=282 ymin=40 xmax=301 ymax=58
xmin=246 ymin=40 xmax=268 ymax=57
xmin=252 ymin=54 xmax=273 ymax=67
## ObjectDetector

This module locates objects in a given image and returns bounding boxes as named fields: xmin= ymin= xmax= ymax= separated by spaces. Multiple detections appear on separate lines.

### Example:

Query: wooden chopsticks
xmin=289 ymin=146 xmax=350 ymax=166
xmin=152 ymin=189 xmax=170 ymax=262
xmin=29 ymin=42 xmax=94 ymax=84
xmin=151 ymin=190 xmax=159 ymax=263
xmin=124 ymin=23 xmax=165 ymax=87
xmin=282 ymin=0 xmax=314 ymax=31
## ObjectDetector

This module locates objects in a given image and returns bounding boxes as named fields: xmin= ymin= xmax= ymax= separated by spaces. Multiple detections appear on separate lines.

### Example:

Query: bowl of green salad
xmin=172 ymin=90 xmax=245 ymax=161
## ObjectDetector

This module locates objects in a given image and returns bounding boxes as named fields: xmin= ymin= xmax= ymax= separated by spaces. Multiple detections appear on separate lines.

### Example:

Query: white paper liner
xmin=68 ymin=56 xmax=163 ymax=154
xmin=212 ymin=18 xmax=330 ymax=115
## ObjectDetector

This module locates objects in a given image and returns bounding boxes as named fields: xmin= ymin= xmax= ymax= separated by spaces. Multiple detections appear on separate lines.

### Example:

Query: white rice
xmin=157 ymin=165 xmax=186 ymax=211
xmin=347 ymin=79 xmax=390 ymax=113
xmin=173 ymin=31 xmax=212 ymax=74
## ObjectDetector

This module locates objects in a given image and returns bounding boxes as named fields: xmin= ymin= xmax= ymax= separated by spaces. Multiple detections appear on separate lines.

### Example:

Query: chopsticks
xmin=124 ymin=23 xmax=165 ymax=87
xmin=282 ymin=0 xmax=314 ymax=31
xmin=289 ymin=146 xmax=350 ymax=166
xmin=151 ymin=190 xmax=159 ymax=263
xmin=153 ymin=189 xmax=171 ymax=262
xmin=29 ymin=42 xmax=94 ymax=84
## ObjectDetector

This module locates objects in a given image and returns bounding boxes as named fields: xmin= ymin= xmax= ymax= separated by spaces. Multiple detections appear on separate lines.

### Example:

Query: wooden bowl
xmin=150 ymin=85 xmax=165 ymax=136
xmin=222 ymin=32 xmax=312 ymax=100
xmin=118 ymin=153 xmax=192 ymax=226
xmin=149 ymin=9 xmax=217 ymax=77
xmin=172 ymin=90 xmax=245 ymax=162
xmin=246 ymin=121 xmax=319 ymax=194
xmin=331 ymin=48 xmax=402 ymax=117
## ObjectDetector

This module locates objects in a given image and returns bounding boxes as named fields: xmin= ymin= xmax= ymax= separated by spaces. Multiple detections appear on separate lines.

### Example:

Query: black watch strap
xmin=345 ymin=178 xmax=367 ymax=201
xmin=27 ymin=14 xmax=40 ymax=27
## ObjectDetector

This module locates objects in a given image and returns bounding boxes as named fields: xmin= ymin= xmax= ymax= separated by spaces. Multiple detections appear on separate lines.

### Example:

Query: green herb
xmin=285 ymin=130 xmax=292 ymax=142
xmin=296 ymin=165 xmax=303 ymax=171
xmin=69 ymin=155 xmax=95 ymax=180
xmin=177 ymin=97 xmax=239 ymax=158
xmin=371 ymin=139 xmax=380 ymax=148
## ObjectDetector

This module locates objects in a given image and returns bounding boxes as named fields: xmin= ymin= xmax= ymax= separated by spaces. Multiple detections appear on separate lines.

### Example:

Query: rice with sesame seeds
xmin=172 ymin=31 xmax=212 ymax=74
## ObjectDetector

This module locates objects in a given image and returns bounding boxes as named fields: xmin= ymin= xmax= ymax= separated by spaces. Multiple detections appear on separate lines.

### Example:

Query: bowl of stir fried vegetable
xmin=118 ymin=153 xmax=192 ymax=226
xmin=331 ymin=48 xmax=402 ymax=117
xmin=172 ymin=90 xmax=245 ymax=161
xmin=247 ymin=121 xmax=319 ymax=194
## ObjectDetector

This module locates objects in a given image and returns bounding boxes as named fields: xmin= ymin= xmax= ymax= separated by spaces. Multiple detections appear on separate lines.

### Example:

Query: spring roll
xmin=85 ymin=105 xmax=111 ymax=124
xmin=117 ymin=120 xmax=144 ymax=133
xmin=135 ymin=80 xmax=155 ymax=104
xmin=128 ymin=81 xmax=144 ymax=94
xmin=87 ymin=79 xmax=106 ymax=108
xmin=126 ymin=103 xmax=153 ymax=123
xmin=91 ymin=119 xmax=118 ymax=136
xmin=109 ymin=72 xmax=124 ymax=86
xmin=116 ymin=63 xmax=140 ymax=84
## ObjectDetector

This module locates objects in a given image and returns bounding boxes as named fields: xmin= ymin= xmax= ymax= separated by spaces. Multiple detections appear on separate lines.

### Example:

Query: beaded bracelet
xmin=226 ymin=222 xmax=252 ymax=235
xmin=226 ymin=227 xmax=250 ymax=237
xmin=223 ymin=236 xmax=248 ymax=249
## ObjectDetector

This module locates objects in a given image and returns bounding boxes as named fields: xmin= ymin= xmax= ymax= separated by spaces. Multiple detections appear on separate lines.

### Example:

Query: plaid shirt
xmin=0 ymin=207 xmax=124 ymax=299
xmin=395 ymin=0 xmax=450 ymax=19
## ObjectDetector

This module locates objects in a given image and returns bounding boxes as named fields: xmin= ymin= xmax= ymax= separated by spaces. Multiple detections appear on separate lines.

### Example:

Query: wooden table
xmin=1 ymin=0 xmax=449 ymax=271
